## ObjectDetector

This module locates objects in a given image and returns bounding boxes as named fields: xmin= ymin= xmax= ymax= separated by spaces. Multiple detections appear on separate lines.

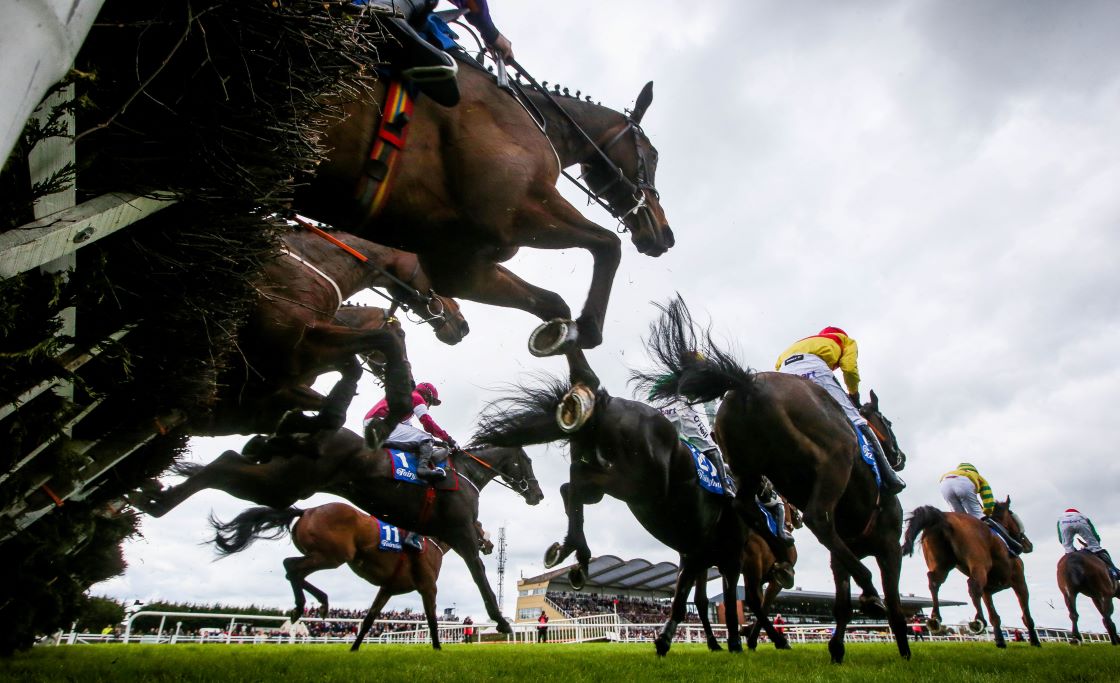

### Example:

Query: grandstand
xmin=515 ymin=555 xmax=962 ymax=625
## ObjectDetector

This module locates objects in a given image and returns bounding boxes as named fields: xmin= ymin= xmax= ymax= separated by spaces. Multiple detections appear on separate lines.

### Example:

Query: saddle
xmin=383 ymin=445 xmax=459 ymax=492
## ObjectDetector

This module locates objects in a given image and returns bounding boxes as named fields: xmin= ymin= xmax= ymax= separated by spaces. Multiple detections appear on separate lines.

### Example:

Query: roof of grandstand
xmin=519 ymin=555 xmax=720 ymax=594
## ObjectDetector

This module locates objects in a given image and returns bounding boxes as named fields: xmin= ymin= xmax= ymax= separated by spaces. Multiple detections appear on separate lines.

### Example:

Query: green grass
xmin=4 ymin=642 xmax=1119 ymax=682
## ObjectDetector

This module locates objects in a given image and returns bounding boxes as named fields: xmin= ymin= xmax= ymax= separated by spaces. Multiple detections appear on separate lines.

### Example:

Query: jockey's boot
xmin=415 ymin=441 xmax=447 ymax=482
xmin=760 ymin=493 xmax=795 ymax=546
xmin=403 ymin=531 xmax=425 ymax=552
xmin=859 ymin=424 xmax=905 ymax=495
xmin=704 ymin=447 xmax=737 ymax=498
xmin=367 ymin=0 xmax=460 ymax=106
xmin=982 ymin=517 xmax=1023 ymax=555
xmin=1093 ymin=549 xmax=1120 ymax=582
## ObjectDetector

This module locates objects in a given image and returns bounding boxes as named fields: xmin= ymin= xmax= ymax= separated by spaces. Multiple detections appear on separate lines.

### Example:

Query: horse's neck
xmin=455 ymin=447 xmax=502 ymax=490
xmin=284 ymin=231 xmax=401 ymax=299
xmin=531 ymin=94 xmax=628 ymax=167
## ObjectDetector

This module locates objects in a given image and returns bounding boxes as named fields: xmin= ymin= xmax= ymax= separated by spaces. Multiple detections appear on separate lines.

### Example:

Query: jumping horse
xmin=474 ymin=378 xmax=790 ymax=656
xmin=297 ymin=57 xmax=673 ymax=415
xmin=209 ymin=502 xmax=496 ymax=650
xmin=128 ymin=431 xmax=542 ymax=633
xmin=200 ymin=226 xmax=468 ymax=440
xmin=637 ymin=297 xmax=911 ymax=663
xmin=902 ymin=499 xmax=1042 ymax=648
xmin=1057 ymin=549 xmax=1120 ymax=645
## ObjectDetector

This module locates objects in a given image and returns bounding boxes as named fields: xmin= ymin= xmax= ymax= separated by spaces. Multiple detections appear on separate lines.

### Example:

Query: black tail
xmin=209 ymin=506 xmax=303 ymax=556
xmin=631 ymin=295 xmax=758 ymax=405
xmin=473 ymin=375 xmax=574 ymax=448
xmin=901 ymin=505 xmax=947 ymax=556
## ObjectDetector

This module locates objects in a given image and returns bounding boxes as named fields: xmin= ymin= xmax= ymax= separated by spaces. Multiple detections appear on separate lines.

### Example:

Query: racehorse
xmin=902 ymin=499 xmax=1041 ymax=648
xmin=636 ymin=297 xmax=911 ymax=663
xmin=473 ymin=378 xmax=789 ymax=655
xmin=201 ymin=227 xmax=469 ymax=439
xmin=209 ymin=502 xmax=494 ymax=651
xmin=1057 ymin=550 xmax=1120 ymax=645
xmin=128 ymin=431 xmax=542 ymax=633
xmin=298 ymin=61 xmax=673 ymax=395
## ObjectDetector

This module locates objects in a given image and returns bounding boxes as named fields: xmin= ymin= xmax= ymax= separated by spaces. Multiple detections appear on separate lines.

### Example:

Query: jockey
xmin=775 ymin=327 xmax=905 ymax=495
xmin=364 ymin=381 xmax=457 ymax=481
xmin=940 ymin=462 xmax=1021 ymax=554
xmin=649 ymin=379 xmax=794 ymax=545
xmin=1058 ymin=508 xmax=1120 ymax=581
xmin=356 ymin=1 xmax=513 ymax=107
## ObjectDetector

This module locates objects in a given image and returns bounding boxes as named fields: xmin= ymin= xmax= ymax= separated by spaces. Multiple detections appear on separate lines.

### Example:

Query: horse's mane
xmin=473 ymin=374 xmax=573 ymax=447
xmin=630 ymin=295 xmax=755 ymax=405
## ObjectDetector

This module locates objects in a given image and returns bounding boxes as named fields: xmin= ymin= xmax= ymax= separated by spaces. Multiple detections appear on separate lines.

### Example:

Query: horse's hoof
xmin=968 ymin=620 xmax=985 ymax=635
xmin=858 ymin=594 xmax=887 ymax=618
xmin=319 ymin=606 xmax=329 ymax=620
xmin=706 ymin=637 xmax=722 ymax=652
xmin=775 ymin=637 xmax=792 ymax=650
xmin=996 ymin=640 xmax=1007 ymax=649
xmin=556 ymin=384 xmax=595 ymax=433
xmin=528 ymin=319 xmax=578 ymax=357
xmin=771 ymin=562 xmax=796 ymax=590
xmin=433 ymin=643 xmax=442 ymax=650
xmin=543 ymin=542 xmax=566 ymax=568
xmin=728 ymin=639 xmax=743 ymax=654
xmin=496 ymin=619 xmax=512 ymax=635
xmin=569 ymin=565 xmax=587 ymax=591
xmin=654 ymin=638 xmax=670 ymax=657
xmin=926 ymin=617 xmax=941 ymax=632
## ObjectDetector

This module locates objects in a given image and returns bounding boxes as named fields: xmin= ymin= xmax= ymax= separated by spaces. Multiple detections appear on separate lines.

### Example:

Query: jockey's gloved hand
xmin=445 ymin=438 xmax=459 ymax=452
xmin=489 ymin=34 xmax=514 ymax=61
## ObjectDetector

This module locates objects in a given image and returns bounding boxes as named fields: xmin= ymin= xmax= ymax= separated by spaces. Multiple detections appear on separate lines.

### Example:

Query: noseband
xmin=585 ymin=120 xmax=660 ymax=234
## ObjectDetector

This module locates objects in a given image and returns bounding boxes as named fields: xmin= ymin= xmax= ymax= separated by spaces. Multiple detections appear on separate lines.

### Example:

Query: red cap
xmin=416 ymin=382 xmax=441 ymax=405
xmin=1065 ymin=508 xmax=1080 ymax=513
xmin=820 ymin=326 xmax=847 ymax=337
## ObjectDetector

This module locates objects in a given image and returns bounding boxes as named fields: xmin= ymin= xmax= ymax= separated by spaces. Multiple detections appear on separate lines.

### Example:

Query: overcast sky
xmin=98 ymin=0 xmax=1120 ymax=632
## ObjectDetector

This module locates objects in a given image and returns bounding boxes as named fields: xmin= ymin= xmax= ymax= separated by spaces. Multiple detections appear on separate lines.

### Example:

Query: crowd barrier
xmin=55 ymin=610 xmax=1114 ymax=646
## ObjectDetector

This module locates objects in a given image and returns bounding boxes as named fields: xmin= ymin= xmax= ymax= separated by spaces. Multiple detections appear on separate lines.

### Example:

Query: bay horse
xmin=637 ymin=297 xmax=911 ymax=663
xmin=902 ymin=499 xmax=1041 ymax=648
xmin=127 ymin=431 xmax=542 ymax=633
xmin=473 ymin=379 xmax=789 ymax=656
xmin=201 ymin=226 xmax=469 ymax=440
xmin=298 ymin=61 xmax=673 ymax=391
xmin=1058 ymin=550 xmax=1120 ymax=644
xmin=209 ymin=502 xmax=495 ymax=651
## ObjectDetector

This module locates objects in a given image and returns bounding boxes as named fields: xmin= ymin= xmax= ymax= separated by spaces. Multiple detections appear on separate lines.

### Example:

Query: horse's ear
xmin=632 ymin=81 xmax=654 ymax=123
xmin=869 ymin=389 xmax=879 ymax=410
xmin=1005 ymin=495 xmax=1011 ymax=505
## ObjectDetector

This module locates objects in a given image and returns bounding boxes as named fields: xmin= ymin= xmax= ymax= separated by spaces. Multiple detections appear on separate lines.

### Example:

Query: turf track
xmin=4 ymin=641 xmax=1119 ymax=682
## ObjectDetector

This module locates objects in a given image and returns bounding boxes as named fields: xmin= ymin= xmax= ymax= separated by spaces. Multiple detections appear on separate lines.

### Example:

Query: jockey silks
xmin=775 ymin=330 xmax=861 ymax=396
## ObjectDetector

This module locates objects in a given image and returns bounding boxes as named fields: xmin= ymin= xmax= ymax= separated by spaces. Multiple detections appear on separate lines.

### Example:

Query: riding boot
xmin=365 ymin=0 xmax=460 ymax=106
xmin=1093 ymin=549 xmax=1120 ymax=581
xmin=761 ymin=494 xmax=795 ymax=546
xmin=982 ymin=517 xmax=1023 ymax=555
xmin=415 ymin=441 xmax=447 ymax=482
xmin=859 ymin=424 xmax=905 ymax=495
xmin=403 ymin=531 xmax=425 ymax=552
xmin=704 ymin=448 xmax=737 ymax=498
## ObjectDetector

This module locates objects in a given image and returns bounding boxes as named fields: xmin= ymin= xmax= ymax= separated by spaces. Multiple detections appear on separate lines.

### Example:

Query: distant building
xmin=516 ymin=555 xmax=963 ymax=624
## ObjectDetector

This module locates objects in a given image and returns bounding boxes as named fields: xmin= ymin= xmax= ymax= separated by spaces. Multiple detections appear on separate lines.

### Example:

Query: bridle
xmin=459 ymin=447 xmax=538 ymax=498
xmin=862 ymin=407 xmax=904 ymax=469
xmin=582 ymin=120 xmax=661 ymax=235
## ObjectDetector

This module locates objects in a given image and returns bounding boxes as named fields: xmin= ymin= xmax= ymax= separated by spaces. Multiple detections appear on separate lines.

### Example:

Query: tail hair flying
xmin=209 ymin=506 xmax=303 ymax=556
xmin=473 ymin=375 xmax=577 ymax=448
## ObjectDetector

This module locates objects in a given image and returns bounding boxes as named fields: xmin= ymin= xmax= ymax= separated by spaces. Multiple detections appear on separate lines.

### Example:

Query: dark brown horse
xmin=474 ymin=379 xmax=790 ymax=656
xmin=902 ymin=500 xmax=1041 ymax=648
xmin=209 ymin=502 xmax=494 ymax=651
xmin=202 ymin=227 xmax=468 ymax=438
xmin=637 ymin=298 xmax=911 ymax=663
xmin=128 ymin=432 xmax=542 ymax=633
xmin=298 ymin=63 xmax=672 ymax=390
xmin=1058 ymin=550 xmax=1120 ymax=644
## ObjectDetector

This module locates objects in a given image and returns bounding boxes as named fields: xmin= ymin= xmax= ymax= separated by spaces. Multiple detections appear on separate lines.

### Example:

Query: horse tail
xmin=632 ymin=294 xmax=758 ymax=405
xmin=901 ymin=505 xmax=947 ymax=556
xmin=209 ymin=506 xmax=303 ymax=556
xmin=473 ymin=374 xmax=574 ymax=447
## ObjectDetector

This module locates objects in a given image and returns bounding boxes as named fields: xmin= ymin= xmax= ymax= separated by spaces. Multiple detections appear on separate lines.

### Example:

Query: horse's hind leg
xmin=655 ymin=560 xmax=699 ymax=656
xmin=1094 ymin=594 xmax=1120 ymax=645
xmin=801 ymin=476 xmax=882 ymax=616
xmin=420 ymin=585 xmax=441 ymax=650
xmin=875 ymin=545 xmax=911 ymax=659
xmin=691 ymin=572 xmax=722 ymax=652
xmin=1065 ymin=591 xmax=1081 ymax=643
xmin=352 ymin=586 xmax=393 ymax=652
xmin=283 ymin=555 xmax=335 ymax=621
xmin=1011 ymin=573 xmax=1041 ymax=647
xmin=828 ymin=561 xmax=853 ymax=664
xmin=981 ymin=589 xmax=1005 ymax=648
xmin=130 ymin=450 xmax=247 ymax=517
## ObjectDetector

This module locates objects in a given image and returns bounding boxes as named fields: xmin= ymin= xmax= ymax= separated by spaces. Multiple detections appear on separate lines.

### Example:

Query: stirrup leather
xmin=403 ymin=59 xmax=458 ymax=84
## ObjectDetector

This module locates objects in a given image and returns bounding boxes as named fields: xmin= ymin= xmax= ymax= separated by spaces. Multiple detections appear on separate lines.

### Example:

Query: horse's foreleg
xmin=351 ymin=586 xmax=393 ymax=652
xmin=420 ymin=585 xmax=441 ymax=650
xmin=828 ymin=561 xmax=853 ymax=664
xmin=1011 ymin=572 xmax=1041 ymax=647
xmin=655 ymin=559 xmax=701 ymax=656
xmin=753 ymin=578 xmax=786 ymax=650
xmin=451 ymin=534 xmax=510 ymax=634
xmin=875 ymin=545 xmax=911 ymax=660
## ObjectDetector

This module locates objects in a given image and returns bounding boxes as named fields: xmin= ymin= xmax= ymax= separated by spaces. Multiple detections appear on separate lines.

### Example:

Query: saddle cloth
xmin=375 ymin=517 xmax=414 ymax=553
xmin=855 ymin=427 xmax=882 ymax=489
xmin=384 ymin=448 xmax=460 ymax=491
xmin=756 ymin=500 xmax=780 ymax=537
xmin=681 ymin=440 xmax=728 ymax=495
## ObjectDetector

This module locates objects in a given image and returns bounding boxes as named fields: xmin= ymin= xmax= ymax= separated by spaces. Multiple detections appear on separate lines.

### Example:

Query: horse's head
xmin=992 ymin=497 xmax=1033 ymax=554
xmin=494 ymin=446 xmax=544 ymax=505
xmin=424 ymin=293 xmax=470 ymax=345
xmin=582 ymin=82 xmax=674 ymax=257
xmin=859 ymin=390 xmax=907 ymax=471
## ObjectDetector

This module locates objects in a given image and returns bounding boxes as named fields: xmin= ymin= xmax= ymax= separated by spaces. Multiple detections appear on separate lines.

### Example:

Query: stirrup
xmin=402 ymin=60 xmax=458 ymax=84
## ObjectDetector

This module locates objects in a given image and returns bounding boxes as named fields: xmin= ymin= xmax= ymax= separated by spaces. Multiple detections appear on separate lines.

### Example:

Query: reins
xmin=457 ymin=447 xmax=534 ymax=495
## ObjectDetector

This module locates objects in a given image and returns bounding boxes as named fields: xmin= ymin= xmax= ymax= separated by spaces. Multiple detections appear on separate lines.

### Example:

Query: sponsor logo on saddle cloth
xmin=855 ymin=428 xmax=882 ymax=490
xmin=384 ymin=448 xmax=459 ymax=490
xmin=756 ymin=500 xmax=780 ymax=537
xmin=375 ymin=518 xmax=414 ymax=553
xmin=682 ymin=441 xmax=727 ymax=495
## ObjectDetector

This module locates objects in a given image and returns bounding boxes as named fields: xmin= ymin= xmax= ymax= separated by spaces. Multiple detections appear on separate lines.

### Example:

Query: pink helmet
xmin=416 ymin=382 xmax=441 ymax=405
